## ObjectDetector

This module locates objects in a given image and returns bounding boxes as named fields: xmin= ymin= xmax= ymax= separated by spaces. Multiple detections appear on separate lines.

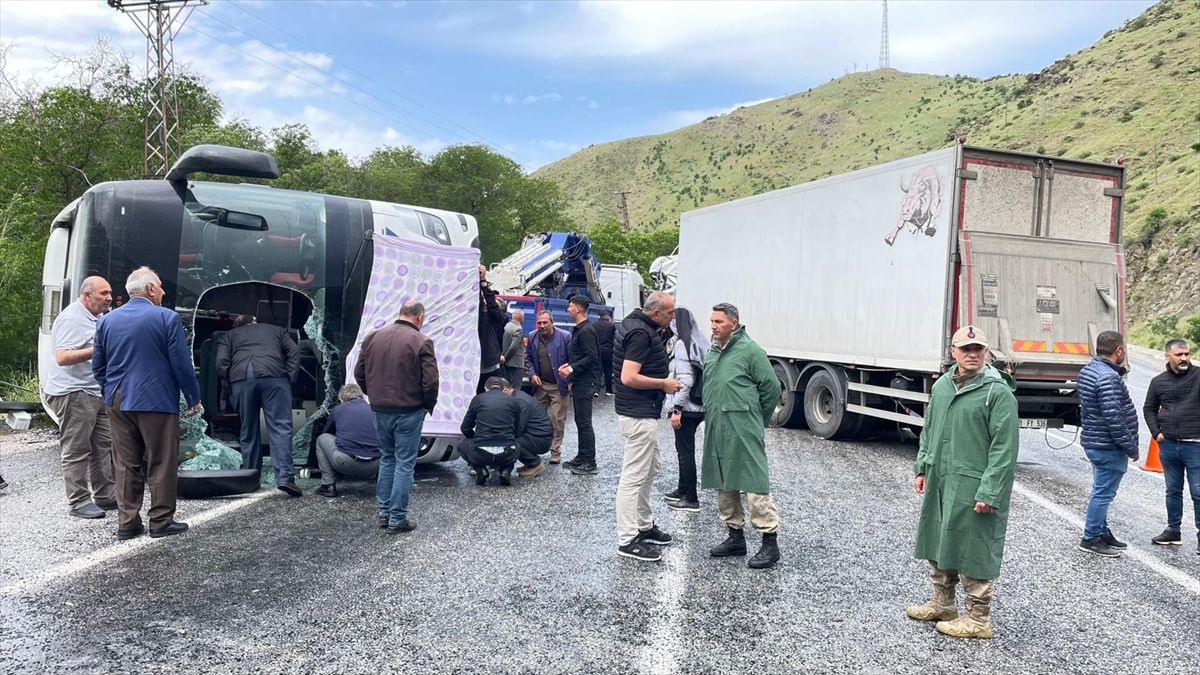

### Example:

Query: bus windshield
xmin=176 ymin=182 xmax=330 ymax=311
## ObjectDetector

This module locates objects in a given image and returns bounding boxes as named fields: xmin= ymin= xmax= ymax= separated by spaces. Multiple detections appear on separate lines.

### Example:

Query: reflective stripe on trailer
xmin=1011 ymin=340 xmax=1090 ymax=354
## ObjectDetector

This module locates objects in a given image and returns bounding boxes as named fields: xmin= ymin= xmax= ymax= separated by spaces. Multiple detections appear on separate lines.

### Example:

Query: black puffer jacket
xmin=1144 ymin=365 xmax=1200 ymax=441
xmin=612 ymin=309 xmax=671 ymax=418
xmin=478 ymin=284 xmax=506 ymax=371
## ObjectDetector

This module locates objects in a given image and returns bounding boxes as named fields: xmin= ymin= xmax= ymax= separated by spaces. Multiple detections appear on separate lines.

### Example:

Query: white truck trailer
xmin=677 ymin=143 xmax=1127 ymax=438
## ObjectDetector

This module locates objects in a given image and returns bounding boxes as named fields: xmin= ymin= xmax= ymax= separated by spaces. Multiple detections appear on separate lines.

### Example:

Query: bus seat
xmin=270 ymin=272 xmax=315 ymax=288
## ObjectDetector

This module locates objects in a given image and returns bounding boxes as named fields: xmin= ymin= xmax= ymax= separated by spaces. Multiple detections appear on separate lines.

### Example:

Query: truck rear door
xmin=956 ymin=148 xmax=1125 ymax=382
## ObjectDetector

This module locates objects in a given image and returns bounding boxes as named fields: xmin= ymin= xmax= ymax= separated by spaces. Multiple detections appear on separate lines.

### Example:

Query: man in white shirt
xmin=44 ymin=277 xmax=116 ymax=519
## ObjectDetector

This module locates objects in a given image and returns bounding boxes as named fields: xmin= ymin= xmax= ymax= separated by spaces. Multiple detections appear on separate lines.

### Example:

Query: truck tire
xmin=771 ymin=362 xmax=806 ymax=428
xmin=803 ymin=369 xmax=862 ymax=439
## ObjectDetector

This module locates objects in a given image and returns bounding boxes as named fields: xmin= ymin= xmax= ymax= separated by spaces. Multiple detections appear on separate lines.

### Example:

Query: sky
xmin=0 ymin=0 xmax=1157 ymax=171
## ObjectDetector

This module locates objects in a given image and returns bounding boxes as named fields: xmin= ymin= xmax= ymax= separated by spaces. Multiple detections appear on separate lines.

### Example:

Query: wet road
xmin=1 ymin=351 xmax=1197 ymax=674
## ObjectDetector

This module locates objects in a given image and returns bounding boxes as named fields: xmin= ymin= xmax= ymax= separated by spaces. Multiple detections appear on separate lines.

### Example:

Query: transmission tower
xmin=109 ymin=0 xmax=207 ymax=177
xmin=879 ymin=0 xmax=890 ymax=70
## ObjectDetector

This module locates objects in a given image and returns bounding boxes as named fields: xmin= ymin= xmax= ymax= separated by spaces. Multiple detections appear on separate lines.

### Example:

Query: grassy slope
xmin=536 ymin=0 xmax=1200 ymax=325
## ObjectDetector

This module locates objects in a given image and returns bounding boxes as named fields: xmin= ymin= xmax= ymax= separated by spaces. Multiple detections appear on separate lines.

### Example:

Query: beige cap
xmin=952 ymin=325 xmax=989 ymax=348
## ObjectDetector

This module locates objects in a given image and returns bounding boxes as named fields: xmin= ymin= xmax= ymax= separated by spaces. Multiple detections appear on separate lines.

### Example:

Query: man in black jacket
xmin=460 ymin=376 xmax=525 ymax=486
xmin=613 ymin=291 xmax=682 ymax=562
xmin=509 ymin=382 xmax=550 ymax=479
xmin=596 ymin=311 xmax=617 ymax=396
xmin=559 ymin=295 xmax=602 ymax=475
xmin=216 ymin=314 xmax=301 ymax=496
xmin=1144 ymin=339 xmax=1200 ymax=552
xmin=477 ymin=266 xmax=508 ymax=393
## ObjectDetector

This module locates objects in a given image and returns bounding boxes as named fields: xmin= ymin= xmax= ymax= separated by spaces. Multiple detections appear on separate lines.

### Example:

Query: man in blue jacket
xmin=525 ymin=311 xmax=571 ymax=464
xmin=1076 ymin=330 xmax=1139 ymax=557
xmin=92 ymin=267 xmax=202 ymax=540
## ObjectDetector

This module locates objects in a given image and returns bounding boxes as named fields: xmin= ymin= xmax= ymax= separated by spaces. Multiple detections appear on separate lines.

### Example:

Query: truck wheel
xmin=771 ymin=362 xmax=806 ymax=428
xmin=803 ymin=369 xmax=862 ymax=439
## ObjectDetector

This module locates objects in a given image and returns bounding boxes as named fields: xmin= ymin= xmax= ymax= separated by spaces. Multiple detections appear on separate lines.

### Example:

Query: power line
xmin=217 ymin=1 xmax=529 ymax=163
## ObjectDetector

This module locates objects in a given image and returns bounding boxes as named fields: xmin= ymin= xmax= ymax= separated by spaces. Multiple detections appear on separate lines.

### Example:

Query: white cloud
xmin=457 ymin=0 xmax=1156 ymax=84
xmin=521 ymin=92 xmax=562 ymax=104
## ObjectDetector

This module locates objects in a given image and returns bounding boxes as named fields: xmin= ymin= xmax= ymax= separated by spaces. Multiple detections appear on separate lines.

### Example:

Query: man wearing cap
xmin=907 ymin=325 xmax=1018 ymax=639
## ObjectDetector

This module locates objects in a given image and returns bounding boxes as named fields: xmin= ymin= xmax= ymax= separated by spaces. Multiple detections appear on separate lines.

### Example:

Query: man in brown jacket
xmin=354 ymin=300 xmax=439 ymax=534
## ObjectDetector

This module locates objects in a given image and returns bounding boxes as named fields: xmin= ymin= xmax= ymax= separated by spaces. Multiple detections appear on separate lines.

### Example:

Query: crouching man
xmin=315 ymin=384 xmax=380 ymax=497
xmin=907 ymin=325 xmax=1018 ymax=639
xmin=508 ymin=381 xmax=550 ymax=479
xmin=460 ymin=376 xmax=525 ymax=486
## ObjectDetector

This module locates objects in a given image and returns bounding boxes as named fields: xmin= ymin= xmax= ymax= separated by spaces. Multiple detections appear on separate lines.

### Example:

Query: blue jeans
xmin=232 ymin=376 xmax=295 ymax=484
xmin=373 ymin=408 xmax=425 ymax=526
xmin=1083 ymin=447 xmax=1129 ymax=540
xmin=1159 ymin=439 xmax=1200 ymax=533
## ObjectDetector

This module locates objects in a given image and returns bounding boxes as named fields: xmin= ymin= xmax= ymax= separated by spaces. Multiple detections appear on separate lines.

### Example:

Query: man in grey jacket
xmin=502 ymin=309 xmax=525 ymax=390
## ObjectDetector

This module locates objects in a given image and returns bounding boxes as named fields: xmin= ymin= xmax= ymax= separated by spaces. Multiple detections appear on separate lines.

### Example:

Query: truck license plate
xmin=1020 ymin=419 xmax=1048 ymax=430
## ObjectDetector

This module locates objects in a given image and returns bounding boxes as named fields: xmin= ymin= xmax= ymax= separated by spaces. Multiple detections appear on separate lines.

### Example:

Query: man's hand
xmin=914 ymin=474 xmax=925 ymax=494
xmin=499 ymin=355 xmax=505 ymax=364
xmin=661 ymin=378 xmax=682 ymax=394
xmin=531 ymin=375 xmax=543 ymax=387
xmin=670 ymin=410 xmax=682 ymax=430
xmin=1129 ymin=452 xmax=1140 ymax=462
xmin=1157 ymin=432 xmax=1164 ymax=441
xmin=557 ymin=364 xmax=572 ymax=378
xmin=973 ymin=501 xmax=995 ymax=514
xmin=185 ymin=403 xmax=203 ymax=417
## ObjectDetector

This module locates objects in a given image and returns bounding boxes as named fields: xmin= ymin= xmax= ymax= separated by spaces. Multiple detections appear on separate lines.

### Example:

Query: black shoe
xmin=1078 ymin=536 xmax=1121 ymax=557
xmin=116 ymin=524 xmax=144 ymax=540
xmin=710 ymin=527 xmax=747 ymax=557
xmin=377 ymin=515 xmax=389 ymax=529
xmin=497 ymin=467 xmax=512 ymax=486
xmin=149 ymin=521 xmax=189 ymax=538
xmin=0 ymin=474 xmax=7 ymax=490
xmin=95 ymin=499 xmax=118 ymax=510
xmin=386 ymin=519 xmax=417 ymax=534
xmin=475 ymin=467 xmax=489 ymax=486
xmin=278 ymin=482 xmax=303 ymax=497
xmin=1151 ymin=529 xmax=1182 ymax=546
xmin=70 ymin=502 xmax=106 ymax=519
xmin=638 ymin=524 xmax=673 ymax=546
xmin=748 ymin=533 xmax=781 ymax=569
xmin=664 ymin=488 xmax=685 ymax=503
xmin=570 ymin=462 xmax=598 ymax=475
xmin=668 ymin=497 xmax=700 ymax=513
xmin=562 ymin=457 xmax=582 ymax=469
xmin=316 ymin=484 xmax=338 ymax=498
xmin=617 ymin=541 xmax=662 ymax=562
xmin=1102 ymin=530 xmax=1128 ymax=550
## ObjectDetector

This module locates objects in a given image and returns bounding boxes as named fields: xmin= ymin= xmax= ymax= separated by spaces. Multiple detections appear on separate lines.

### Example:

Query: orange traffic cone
xmin=1142 ymin=437 xmax=1163 ymax=473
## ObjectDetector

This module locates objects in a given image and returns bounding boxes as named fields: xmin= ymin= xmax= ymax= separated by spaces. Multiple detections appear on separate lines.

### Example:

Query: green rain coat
xmin=914 ymin=365 xmax=1019 ymax=580
xmin=700 ymin=326 xmax=780 ymax=494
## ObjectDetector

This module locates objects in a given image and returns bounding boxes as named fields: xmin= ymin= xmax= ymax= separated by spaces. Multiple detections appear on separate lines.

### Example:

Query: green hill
xmin=536 ymin=0 xmax=1200 ymax=333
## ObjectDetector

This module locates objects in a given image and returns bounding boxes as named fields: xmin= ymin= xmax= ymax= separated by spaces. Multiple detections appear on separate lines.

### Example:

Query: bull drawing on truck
xmin=884 ymin=165 xmax=942 ymax=246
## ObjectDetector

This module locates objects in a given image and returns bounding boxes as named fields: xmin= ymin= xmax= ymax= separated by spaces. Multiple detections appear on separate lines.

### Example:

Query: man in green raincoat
xmin=907 ymin=325 xmax=1018 ymax=639
xmin=701 ymin=303 xmax=782 ymax=569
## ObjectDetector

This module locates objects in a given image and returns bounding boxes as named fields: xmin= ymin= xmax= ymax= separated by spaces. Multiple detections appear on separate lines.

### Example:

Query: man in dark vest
xmin=612 ymin=291 xmax=681 ymax=561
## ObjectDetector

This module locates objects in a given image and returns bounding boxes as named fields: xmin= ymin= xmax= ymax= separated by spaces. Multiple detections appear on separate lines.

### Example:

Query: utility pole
xmin=879 ymin=0 xmax=890 ymax=70
xmin=614 ymin=190 xmax=632 ymax=231
xmin=109 ymin=0 xmax=206 ymax=178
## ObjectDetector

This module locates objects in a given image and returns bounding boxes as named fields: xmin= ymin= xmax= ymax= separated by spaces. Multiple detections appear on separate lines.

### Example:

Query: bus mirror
xmin=217 ymin=209 xmax=268 ymax=231
xmin=166 ymin=144 xmax=281 ymax=182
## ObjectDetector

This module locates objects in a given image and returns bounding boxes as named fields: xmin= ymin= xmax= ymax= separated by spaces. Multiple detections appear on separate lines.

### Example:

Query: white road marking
xmin=1012 ymin=480 xmax=1200 ymax=596
xmin=0 ymin=490 xmax=273 ymax=597
xmin=639 ymin=516 xmax=691 ymax=675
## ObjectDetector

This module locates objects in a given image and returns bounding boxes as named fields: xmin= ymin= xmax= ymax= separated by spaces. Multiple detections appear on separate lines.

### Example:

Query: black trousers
xmin=459 ymin=437 xmax=517 ymax=470
xmin=600 ymin=352 xmax=614 ymax=394
xmin=572 ymin=383 xmax=597 ymax=463
xmin=516 ymin=434 xmax=551 ymax=467
xmin=674 ymin=414 xmax=703 ymax=499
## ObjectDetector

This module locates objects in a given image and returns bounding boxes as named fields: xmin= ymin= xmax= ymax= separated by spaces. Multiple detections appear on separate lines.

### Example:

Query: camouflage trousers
xmin=928 ymin=562 xmax=995 ymax=620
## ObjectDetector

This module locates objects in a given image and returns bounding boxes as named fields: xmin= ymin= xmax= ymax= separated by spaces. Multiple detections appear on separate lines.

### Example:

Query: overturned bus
xmin=39 ymin=145 xmax=482 ymax=493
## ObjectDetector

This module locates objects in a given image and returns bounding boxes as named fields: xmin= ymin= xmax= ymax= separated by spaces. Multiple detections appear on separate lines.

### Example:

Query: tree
xmin=416 ymin=144 xmax=526 ymax=262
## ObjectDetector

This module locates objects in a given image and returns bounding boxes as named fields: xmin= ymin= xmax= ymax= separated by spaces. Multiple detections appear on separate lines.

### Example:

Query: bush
xmin=1149 ymin=52 xmax=1165 ymax=68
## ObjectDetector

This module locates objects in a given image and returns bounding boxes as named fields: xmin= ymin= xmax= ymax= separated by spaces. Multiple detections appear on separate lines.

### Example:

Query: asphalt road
xmin=1 ymin=352 xmax=1197 ymax=674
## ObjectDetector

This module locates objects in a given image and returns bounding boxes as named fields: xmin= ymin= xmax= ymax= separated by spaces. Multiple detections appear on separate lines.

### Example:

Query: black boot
xmin=497 ymin=466 xmax=512 ymax=486
xmin=475 ymin=467 xmax=488 ymax=486
xmin=748 ymin=532 xmax=780 ymax=569
xmin=709 ymin=527 xmax=747 ymax=557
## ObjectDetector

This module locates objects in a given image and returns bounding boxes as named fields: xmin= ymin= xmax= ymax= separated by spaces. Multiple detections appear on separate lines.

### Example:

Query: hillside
xmin=536 ymin=0 xmax=1200 ymax=328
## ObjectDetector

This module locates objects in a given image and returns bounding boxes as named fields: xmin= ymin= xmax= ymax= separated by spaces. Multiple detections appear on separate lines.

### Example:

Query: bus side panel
xmin=107 ymin=181 xmax=186 ymax=305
